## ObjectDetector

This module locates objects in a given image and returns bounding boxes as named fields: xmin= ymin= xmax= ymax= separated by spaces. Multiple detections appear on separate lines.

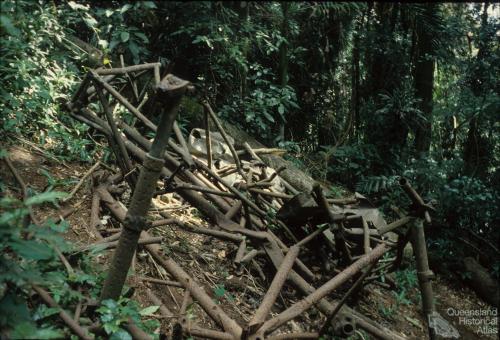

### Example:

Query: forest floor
xmin=2 ymin=143 xmax=496 ymax=340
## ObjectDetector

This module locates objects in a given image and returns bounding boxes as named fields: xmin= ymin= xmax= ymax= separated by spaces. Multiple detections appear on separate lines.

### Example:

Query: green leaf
xmin=67 ymin=1 xmax=88 ymax=11
xmin=0 ymin=149 xmax=8 ymax=159
xmin=142 ymin=2 xmax=157 ymax=9
xmin=109 ymin=39 xmax=119 ymax=51
xmin=120 ymin=31 xmax=130 ymax=43
xmin=104 ymin=322 xmax=119 ymax=334
xmin=25 ymin=192 xmax=67 ymax=206
xmin=105 ymin=9 xmax=114 ymax=17
xmin=0 ymin=293 xmax=31 ymax=326
xmin=263 ymin=111 xmax=275 ymax=123
xmin=139 ymin=305 xmax=159 ymax=316
xmin=99 ymin=313 xmax=114 ymax=323
xmin=110 ymin=330 xmax=132 ymax=340
xmin=83 ymin=16 xmax=98 ymax=28
xmin=10 ymin=322 xmax=38 ymax=339
xmin=0 ymin=15 xmax=20 ymax=37
xmin=10 ymin=240 xmax=54 ymax=260
xmin=98 ymin=39 xmax=109 ymax=49
xmin=214 ymin=285 xmax=226 ymax=298
xmin=47 ymin=219 xmax=70 ymax=233
xmin=192 ymin=36 xmax=205 ymax=44
xmin=33 ymin=305 xmax=60 ymax=321
xmin=120 ymin=4 xmax=133 ymax=13
xmin=100 ymin=299 xmax=118 ymax=310
xmin=32 ymin=327 xmax=65 ymax=339
xmin=278 ymin=104 xmax=285 ymax=115
xmin=128 ymin=41 xmax=140 ymax=63
xmin=0 ymin=196 xmax=20 ymax=208
xmin=134 ymin=32 xmax=148 ymax=43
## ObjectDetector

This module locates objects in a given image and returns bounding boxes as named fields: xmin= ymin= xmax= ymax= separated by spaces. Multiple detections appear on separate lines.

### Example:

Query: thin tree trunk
xmin=351 ymin=22 xmax=361 ymax=139
xmin=414 ymin=3 xmax=437 ymax=154
xmin=464 ymin=2 xmax=490 ymax=177
xmin=235 ymin=1 xmax=250 ymax=98
xmin=277 ymin=2 xmax=290 ymax=144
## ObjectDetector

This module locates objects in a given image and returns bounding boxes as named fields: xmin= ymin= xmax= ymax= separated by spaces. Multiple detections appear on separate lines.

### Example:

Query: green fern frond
xmin=356 ymin=175 xmax=399 ymax=194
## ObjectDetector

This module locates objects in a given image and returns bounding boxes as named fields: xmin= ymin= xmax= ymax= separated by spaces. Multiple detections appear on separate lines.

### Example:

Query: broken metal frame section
xmin=66 ymin=62 xmax=451 ymax=339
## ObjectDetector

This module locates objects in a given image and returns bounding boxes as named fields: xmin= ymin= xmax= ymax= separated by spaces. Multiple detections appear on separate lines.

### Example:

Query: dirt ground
xmin=1 ymin=144 xmax=497 ymax=339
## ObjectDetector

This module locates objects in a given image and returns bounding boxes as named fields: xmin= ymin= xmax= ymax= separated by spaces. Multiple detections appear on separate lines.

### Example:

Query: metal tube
xmin=318 ymin=261 xmax=377 ymax=336
xmin=100 ymin=74 xmax=189 ymax=301
xmin=96 ymin=62 xmax=161 ymax=75
xmin=259 ymin=244 xmax=387 ymax=335
xmin=248 ymin=246 xmax=300 ymax=330
xmin=410 ymin=219 xmax=436 ymax=339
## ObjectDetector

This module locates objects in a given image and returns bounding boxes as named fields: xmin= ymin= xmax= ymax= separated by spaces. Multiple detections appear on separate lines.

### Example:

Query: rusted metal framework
xmin=64 ymin=62 xmax=452 ymax=339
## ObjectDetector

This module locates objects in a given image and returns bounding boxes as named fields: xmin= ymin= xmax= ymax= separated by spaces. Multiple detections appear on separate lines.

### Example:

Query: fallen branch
xmin=62 ymin=161 xmax=101 ymax=203
xmin=183 ymin=325 xmax=233 ymax=340
xmin=234 ymin=240 xmax=247 ymax=264
xmin=268 ymin=333 xmax=319 ymax=339
xmin=145 ymin=288 xmax=174 ymax=317
xmin=74 ymin=236 xmax=161 ymax=253
xmin=239 ymin=249 xmax=265 ymax=264
xmin=140 ymin=276 xmax=183 ymax=288
xmin=312 ymin=183 xmax=351 ymax=263
xmin=32 ymin=285 xmax=93 ymax=340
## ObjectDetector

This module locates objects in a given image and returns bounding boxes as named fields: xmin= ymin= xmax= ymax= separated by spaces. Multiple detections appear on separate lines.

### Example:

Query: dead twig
xmin=62 ymin=161 xmax=101 ymax=203
xmin=140 ymin=276 xmax=183 ymax=288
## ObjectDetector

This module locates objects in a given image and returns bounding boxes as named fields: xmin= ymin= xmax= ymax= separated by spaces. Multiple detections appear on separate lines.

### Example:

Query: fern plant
xmin=355 ymin=175 xmax=399 ymax=195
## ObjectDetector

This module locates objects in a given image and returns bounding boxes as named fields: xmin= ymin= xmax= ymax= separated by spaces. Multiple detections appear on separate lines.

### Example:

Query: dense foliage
xmin=1 ymin=0 xmax=499 ymax=337
xmin=150 ymin=2 xmax=499 ymax=276
xmin=0 ymin=184 xmax=159 ymax=338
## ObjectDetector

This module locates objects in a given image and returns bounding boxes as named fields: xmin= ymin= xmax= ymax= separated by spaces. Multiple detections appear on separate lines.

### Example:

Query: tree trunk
xmin=351 ymin=24 xmax=361 ymax=139
xmin=414 ymin=3 xmax=437 ymax=154
xmin=276 ymin=2 xmax=290 ymax=144
xmin=234 ymin=2 xmax=250 ymax=99
xmin=463 ymin=2 xmax=491 ymax=177
xmin=365 ymin=3 xmax=410 ymax=153
xmin=441 ymin=114 xmax=457 ymax=159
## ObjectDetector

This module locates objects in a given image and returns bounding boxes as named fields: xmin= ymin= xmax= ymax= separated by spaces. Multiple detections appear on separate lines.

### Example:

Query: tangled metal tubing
xmin=66 ymin=62 xmax=441 ymax=340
